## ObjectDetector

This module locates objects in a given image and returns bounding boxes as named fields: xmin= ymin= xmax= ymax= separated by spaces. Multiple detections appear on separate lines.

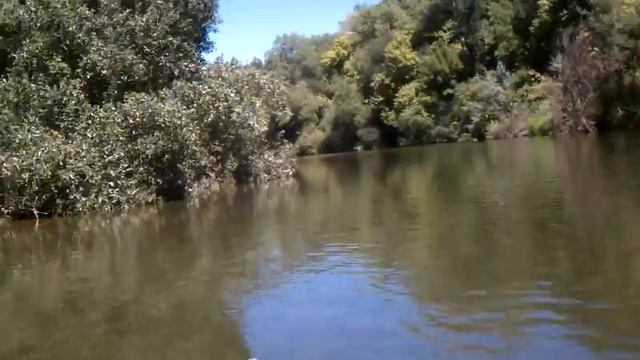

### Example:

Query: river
xmin=2 ymin=135 xmax=640 ymax=360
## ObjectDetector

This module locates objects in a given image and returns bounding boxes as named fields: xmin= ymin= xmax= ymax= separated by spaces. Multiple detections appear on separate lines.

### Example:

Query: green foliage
xmin=261 ymin=0 xmax=640 ymax=154
xmin=383 ymin=81 xmax=435 ymax=145
xmin=529 ymin=101 xmax=554 ymax=136
xmin=419 ymin=22 xmax=465 ymax=89
xmin=296 ymin=128 xmax=328 ymax=156
xmin=383 ymin=31 xmax=420 ymax=82
xmin=284 ymin=83 xmax=330 ymax=140
xmin=0 ymin=1 xmax=295 ymax=219
xmin=551 ymin=29 xmax=618 ymax=132
xmin=588 ymin=0 xmax=640 ymax=129
xmin=480 ymin=0 xmax=523 ymax=66
xmin=321 ymin=34 xmax=358 ymax=75
xmin=265 ymin=33 xmax=334 ymax=86
xmin=448 ymin=69 xmax=554 ymax=139
xmin=320 ymin=78 xmax=372 ymax=153
xmin=449 ymin=72 xmax=510 ymax=135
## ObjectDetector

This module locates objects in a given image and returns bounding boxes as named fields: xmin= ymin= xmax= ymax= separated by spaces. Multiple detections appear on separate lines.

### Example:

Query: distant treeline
xmin=255 ymin=0 xmax=640 ymax=155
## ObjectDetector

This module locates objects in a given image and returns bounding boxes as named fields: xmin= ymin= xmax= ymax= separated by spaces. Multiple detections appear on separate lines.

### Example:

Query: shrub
xmin=0 ymin=64 xmax=294 ymax=219
xmin=551 ymin=29 xmax=618 ymax=132
xmin=449 ymin=72 xmax=510 ymax=139
xmin=383 ymin=81 xmax=435 ymax=145
xmin=449 ymin=68 xmax=555 ymax=140
xmin=296 ymin=128 xmax=328 ymax=156
xmin=0 ymin=1 xmax=296 ymax=219
xmin=528 ymin=101 xmax=553 ymax=136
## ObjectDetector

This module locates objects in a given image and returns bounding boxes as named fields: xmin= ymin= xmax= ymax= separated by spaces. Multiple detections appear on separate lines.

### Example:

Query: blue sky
xmin=205 ymin=0 xmax=379 ymax=63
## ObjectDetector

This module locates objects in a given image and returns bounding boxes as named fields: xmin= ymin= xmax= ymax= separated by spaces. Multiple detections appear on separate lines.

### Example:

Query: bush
xmin=528 ymin=101 xmax=553 ymax=136
xmin=310 ymin=78 xmax=371 ymax=153
xmin=449 ymin=72 xmax=510 ymax=139
xmin=551 ymin=29 xmax=618 ymax=132
xmin=281 ymin=83 xmax=330 ymax=143
xmin=383 ymin=81 xmax=435 ymax=145
xmin=0 ymin=1 xmax=296 ymax=219
xmin=1 ymin=64 xmax=294 ymax=219
xmin=296 ymin=128 xmax=329 ymax=156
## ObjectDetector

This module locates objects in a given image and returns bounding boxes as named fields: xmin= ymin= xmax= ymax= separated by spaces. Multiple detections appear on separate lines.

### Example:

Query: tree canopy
xmin=2 ymin=0 xmax=640 ymax=218
xmin=0 ymin=0 xmax=294 ymax=219
xmin=263 ymin=0 xmax=640 ymax=155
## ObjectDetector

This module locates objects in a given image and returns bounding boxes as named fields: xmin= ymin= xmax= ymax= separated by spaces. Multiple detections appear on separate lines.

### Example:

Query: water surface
xmin=2 ymin=135 xmax=640 ymax=359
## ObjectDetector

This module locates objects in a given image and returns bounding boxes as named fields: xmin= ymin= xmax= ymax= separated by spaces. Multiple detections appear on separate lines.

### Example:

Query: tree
xmin=1 ymin=0 xmax=295 ymax=218
xmin=261 ymin=0 xmax=640 ymax=155
xmin=552 ymin=29 xmax=618 ymax=132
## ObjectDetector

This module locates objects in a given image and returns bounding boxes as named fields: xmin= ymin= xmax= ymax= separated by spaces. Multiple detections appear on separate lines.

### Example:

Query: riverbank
xmin=3 ymin=0 xmax=639 ymax=220
xmin=4 ymin=135 xmax=640 ymax=359
xmin=0 ymin=1 xmax=295 ymax=220
xmin=260 ymin=1 xmax=639 ymax=157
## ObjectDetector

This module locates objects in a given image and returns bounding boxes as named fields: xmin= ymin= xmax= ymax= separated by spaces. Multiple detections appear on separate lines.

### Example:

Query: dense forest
xmin=0 ymin=0 xmax=293 ymax=218
xmin=259 ymin=0 xmax=640 ymax=155
xmin=1 ymin=0 xmax=640 ymax=219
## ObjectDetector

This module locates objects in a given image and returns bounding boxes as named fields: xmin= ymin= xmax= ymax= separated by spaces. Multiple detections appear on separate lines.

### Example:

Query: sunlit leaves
xmin=320 ymin=34 xmax=358 ymax=75
xmin=0 ymin=0 xmax=296 ymax=219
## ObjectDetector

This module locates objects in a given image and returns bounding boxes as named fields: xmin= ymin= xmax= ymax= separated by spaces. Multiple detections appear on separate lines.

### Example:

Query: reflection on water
xmin=2 ymin=135 xmax=640 ymax=359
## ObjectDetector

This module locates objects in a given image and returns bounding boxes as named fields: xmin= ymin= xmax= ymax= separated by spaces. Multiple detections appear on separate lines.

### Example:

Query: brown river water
xmin=2 ymin=135 xmax=640 ymax=360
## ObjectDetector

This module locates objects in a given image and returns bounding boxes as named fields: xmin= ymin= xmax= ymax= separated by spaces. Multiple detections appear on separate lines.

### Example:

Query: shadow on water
xmin=0 ymin=206 xmax=253 ymax=360
xmin=2 ymin=135 xmax=640 ymax=359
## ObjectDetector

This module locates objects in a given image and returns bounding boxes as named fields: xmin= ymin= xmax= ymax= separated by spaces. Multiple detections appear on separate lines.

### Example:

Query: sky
xmin=204 ymin=0 xmax=379 ymax=63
